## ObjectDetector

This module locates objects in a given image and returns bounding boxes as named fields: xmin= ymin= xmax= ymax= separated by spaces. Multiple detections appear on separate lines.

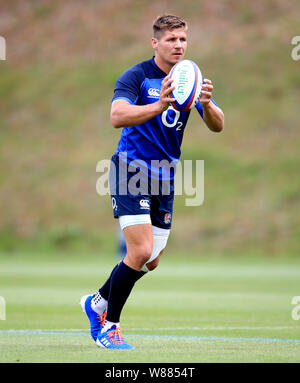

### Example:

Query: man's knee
xmin=145 ymin=249 xmax=164 ymax=271
xmin=128 ymin=243 xmax=153 ymax=267
xmin=122 ymin=221 xmax=153 ymax=269
xmin=142 ymin=225 xmax=170 ymax=272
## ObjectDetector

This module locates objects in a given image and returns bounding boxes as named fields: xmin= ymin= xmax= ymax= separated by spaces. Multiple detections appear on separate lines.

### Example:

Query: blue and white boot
xmin=96 ymin=324 xmax=135 ymax=350
xmin=80 ymin=294 xmax=107 ymax=341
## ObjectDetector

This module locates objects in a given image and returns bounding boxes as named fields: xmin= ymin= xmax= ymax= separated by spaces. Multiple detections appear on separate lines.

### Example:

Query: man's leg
xmin=122 ymin=223 xmax=153 ymax=270
xmin=103 ymin=222 xmax=171 ymax=324
xmin=102 ymin=223 xmax=152 ymax=324
xmin=82 ymin=220 xmax=170 ymax=348
xmin=97 ymin=223 xmax=168 ymax=307
xmin=96 ymin=222 xmax=153 ymax=349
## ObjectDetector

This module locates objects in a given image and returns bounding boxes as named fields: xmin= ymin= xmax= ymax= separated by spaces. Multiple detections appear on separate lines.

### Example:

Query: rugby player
xmin=81 ymin=14 xmax=224 ymax=349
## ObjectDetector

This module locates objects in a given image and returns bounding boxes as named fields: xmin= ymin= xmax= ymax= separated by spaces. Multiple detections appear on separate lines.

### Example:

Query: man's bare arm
xmin=200 ymin=79 xmax=224 ymax=133
xmin=110 ymin=76 xmax=175 ymax=128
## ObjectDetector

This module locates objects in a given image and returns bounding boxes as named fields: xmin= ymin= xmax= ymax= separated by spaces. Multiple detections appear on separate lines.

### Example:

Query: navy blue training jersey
xmin=112 ymin=57 xmax=215 ymax=180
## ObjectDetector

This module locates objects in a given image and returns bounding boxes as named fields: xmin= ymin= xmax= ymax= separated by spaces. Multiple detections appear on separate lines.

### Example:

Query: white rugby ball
xmin=169 ymin=59 xmax=203 ymax=111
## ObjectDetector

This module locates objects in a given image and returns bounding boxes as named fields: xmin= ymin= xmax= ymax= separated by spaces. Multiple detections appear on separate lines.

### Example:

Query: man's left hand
xmin=199 ymin=78 xmax=213 ymax=106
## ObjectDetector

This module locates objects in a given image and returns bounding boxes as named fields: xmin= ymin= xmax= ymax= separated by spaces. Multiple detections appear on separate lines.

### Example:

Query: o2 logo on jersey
xmin=162 ymin=106 xmax=183 ymax=131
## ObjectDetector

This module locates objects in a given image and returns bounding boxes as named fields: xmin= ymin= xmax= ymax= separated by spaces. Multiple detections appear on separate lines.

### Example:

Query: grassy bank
xmin=0 ymin=0 xmax=299 ymax=257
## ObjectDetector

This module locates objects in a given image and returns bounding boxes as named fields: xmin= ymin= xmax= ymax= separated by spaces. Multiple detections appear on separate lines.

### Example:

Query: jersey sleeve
xmin=112 ymin=65 xmax=144 ymax=105
xmin=195 ymin=97 xmax=218 ymax=118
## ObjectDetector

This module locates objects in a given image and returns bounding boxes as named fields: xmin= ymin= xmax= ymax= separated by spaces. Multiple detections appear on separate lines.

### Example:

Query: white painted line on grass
xmin=129 ymin=326 xmax=300 ymax=331
xmin=1 ymin=326 xmax=298 ymax=332
xmin=1 ymin=329 xmax=300 ymax=343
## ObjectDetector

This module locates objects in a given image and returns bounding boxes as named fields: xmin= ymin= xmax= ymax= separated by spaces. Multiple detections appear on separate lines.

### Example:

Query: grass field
xmin=0 ymin=252 xmax=299 ymax=363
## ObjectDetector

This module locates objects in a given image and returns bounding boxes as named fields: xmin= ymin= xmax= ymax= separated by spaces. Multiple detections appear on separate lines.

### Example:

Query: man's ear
xmin=151 ymin=37 xmax=158 ymax=50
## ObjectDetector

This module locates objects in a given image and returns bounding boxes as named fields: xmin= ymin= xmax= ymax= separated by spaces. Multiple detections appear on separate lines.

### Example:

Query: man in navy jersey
xmin=81 ymin=14 xmax=224 ymax=349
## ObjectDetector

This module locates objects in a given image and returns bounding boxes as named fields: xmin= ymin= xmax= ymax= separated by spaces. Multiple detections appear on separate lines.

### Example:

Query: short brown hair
xmin=153 ymin=14 xmax=187 ymax=39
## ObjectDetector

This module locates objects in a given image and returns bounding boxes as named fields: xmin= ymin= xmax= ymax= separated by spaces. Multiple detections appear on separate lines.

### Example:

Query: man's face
xmin=152 ymin=27 xmax=187 ymax=68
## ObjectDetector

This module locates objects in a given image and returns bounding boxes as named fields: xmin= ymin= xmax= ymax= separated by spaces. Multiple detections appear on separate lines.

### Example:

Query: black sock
xmin=98 ymin=264 xmax=119 ymax=300
xmin=106 ymin=261 xmax=146 ymax=323
xmin=99 ymin=262 xmax=146 ymax=301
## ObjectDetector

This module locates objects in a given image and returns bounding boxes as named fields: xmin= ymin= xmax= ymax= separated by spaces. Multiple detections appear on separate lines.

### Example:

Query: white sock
xmin=91 ymin=292 xmax=107 ymax=314
xmin=101 ymin=320 xmax=120 ymax=333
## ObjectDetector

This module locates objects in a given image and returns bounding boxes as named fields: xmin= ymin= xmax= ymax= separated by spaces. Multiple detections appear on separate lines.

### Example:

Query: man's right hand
xmin=157 ymin=76 xmax=176 ymax=112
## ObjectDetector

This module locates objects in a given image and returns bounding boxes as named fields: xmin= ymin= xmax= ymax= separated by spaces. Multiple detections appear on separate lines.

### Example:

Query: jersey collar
xmin=151 ymin=56 xmax=168 ymax=76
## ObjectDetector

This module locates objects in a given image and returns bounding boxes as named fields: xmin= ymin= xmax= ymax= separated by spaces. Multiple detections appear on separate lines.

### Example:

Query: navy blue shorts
xmin=109 ymin=154 xmax=174 ymax=229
